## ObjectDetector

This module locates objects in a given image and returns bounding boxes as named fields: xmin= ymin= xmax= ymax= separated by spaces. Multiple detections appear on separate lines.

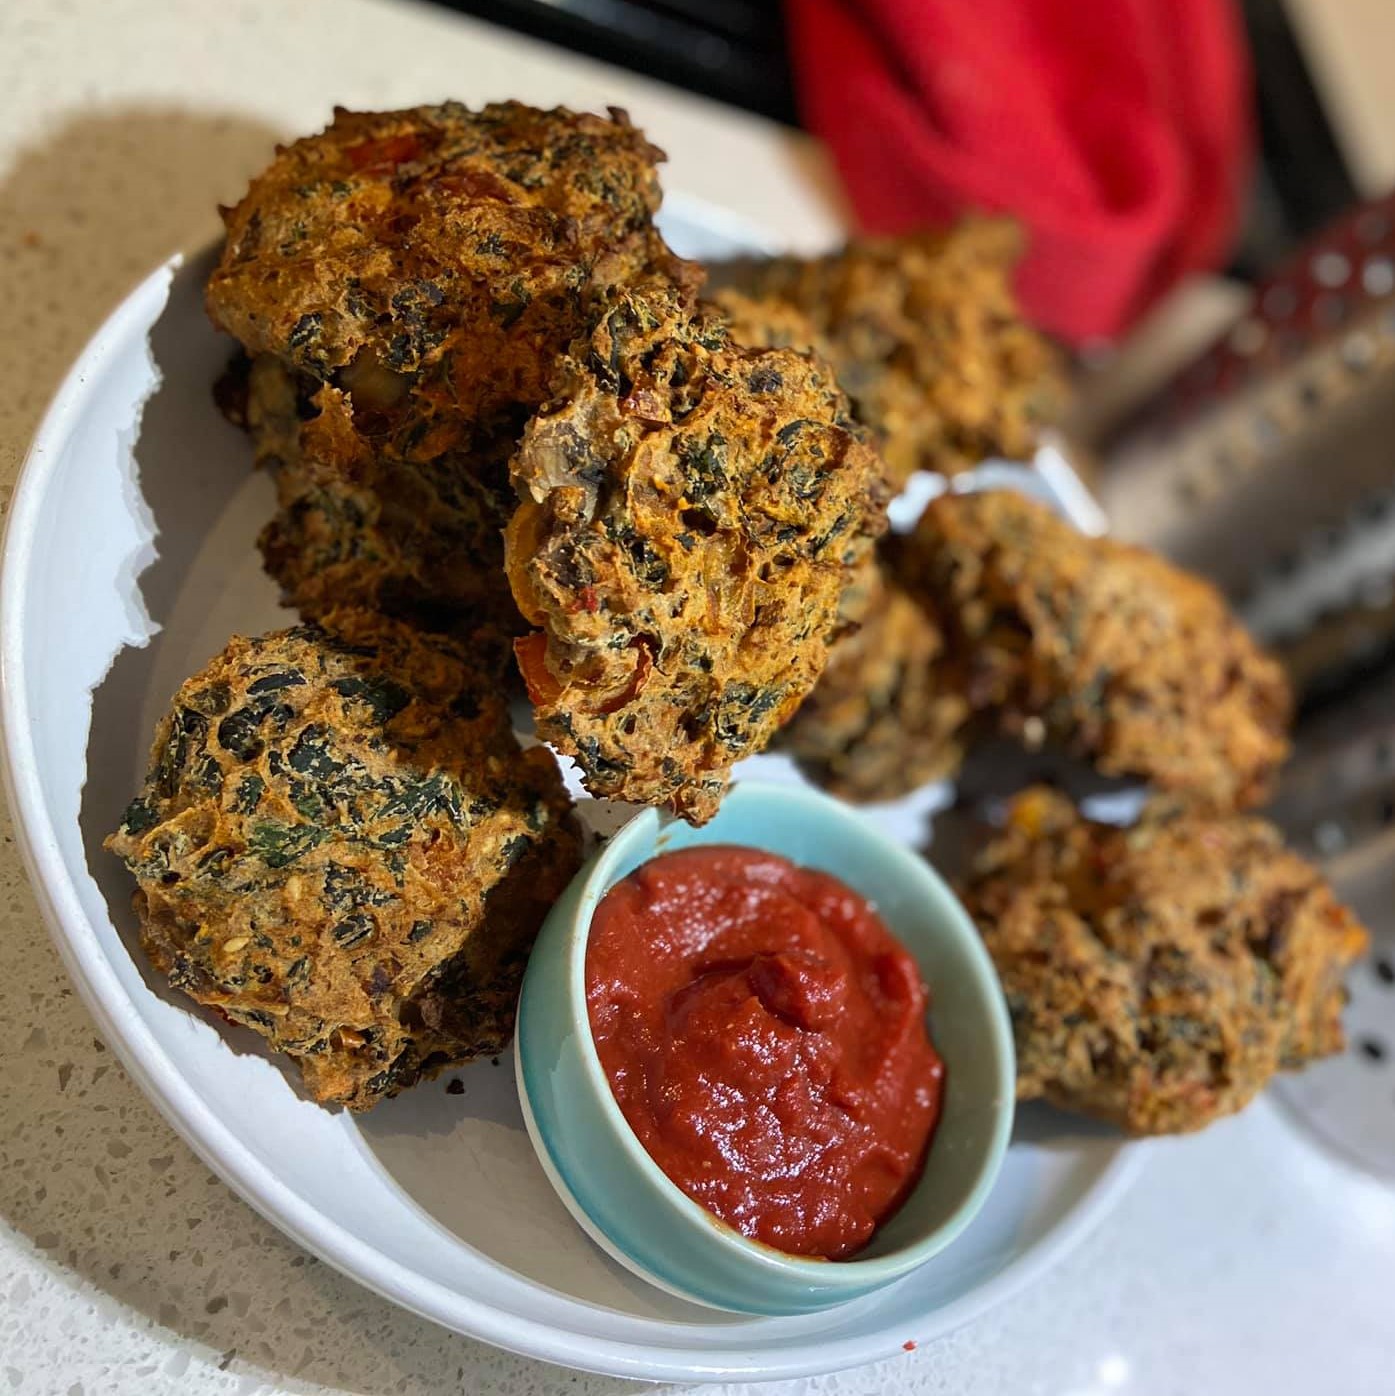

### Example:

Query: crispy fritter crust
xmin=247 ymin=357 xmax=521 ymax=648
xmin=106 ymin=614 xmax=581 ymax=1111
xmin=725 ymin=221 xmax=1063 ymax=483
xmin=213 ymin=103 xmax=701 ymax=652
xmin=781 ymin=563 xmax=968 ymax=801
xmin=892 ymin=490 xmax=1292 ymax=810
xmin=712 ymin=287 xmax=828 ymax=356
xmin=208 ymin=101 xmax=697 ymax=455
xmin=506 ymin=284 xmax=891 ymax=822
xmin=962 ymin=788 xmax=1369 ymax=1135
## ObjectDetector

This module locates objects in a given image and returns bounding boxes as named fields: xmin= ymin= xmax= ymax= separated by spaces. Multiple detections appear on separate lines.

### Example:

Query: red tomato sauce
xmin=585 ymin=845 xmax=945 ymax=1260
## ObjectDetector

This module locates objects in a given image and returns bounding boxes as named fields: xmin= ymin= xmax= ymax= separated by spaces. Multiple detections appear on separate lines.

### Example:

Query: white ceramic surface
xmin=0 ymin=205 xmax=1143 ymax=1382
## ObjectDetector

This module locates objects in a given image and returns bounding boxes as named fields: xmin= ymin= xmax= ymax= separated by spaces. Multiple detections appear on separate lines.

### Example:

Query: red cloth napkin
xmin=786 ymin=0 xmax=1253 ymax=343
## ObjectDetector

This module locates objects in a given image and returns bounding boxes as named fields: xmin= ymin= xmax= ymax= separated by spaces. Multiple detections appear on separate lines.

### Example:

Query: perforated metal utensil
xmin=1097 ymin=191 xmax=1395 ymax=695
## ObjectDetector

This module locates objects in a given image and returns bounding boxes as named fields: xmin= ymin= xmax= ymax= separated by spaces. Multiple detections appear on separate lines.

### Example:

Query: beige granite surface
xmin=3 ymin=4 xmax=1394 ymax=1395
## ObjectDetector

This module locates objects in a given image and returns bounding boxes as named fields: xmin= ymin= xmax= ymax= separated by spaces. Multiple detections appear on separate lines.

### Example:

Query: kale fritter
xmin=506 ymin=283 xmax=891 ymax=822
xmin=208 ymin=101 xmax=698 ymax=460
xmin=961 ymin=788 xmax=1369 ymax=1135
xmin=712 ymin=287 xmax=827 ymax=356
xmin=247 ymin=356 xmax=521 ymax=647
xmin=106 ymin=614 xmax=581 ymax=1111
xmin=723 ymin=221 xmax=1063 ymax=483
xmin=892 ymin=490 xmax=1292 ymax=811
xmin=781 ymin=563 xmax=969 ymax=801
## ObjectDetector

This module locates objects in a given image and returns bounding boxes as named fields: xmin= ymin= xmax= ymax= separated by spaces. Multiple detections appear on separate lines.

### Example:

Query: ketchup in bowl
xmin=585 ymin=845 xmax=944 ymax=1260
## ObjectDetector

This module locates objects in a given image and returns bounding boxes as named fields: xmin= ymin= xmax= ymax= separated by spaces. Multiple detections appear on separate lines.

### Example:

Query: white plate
xmin=0 ymin=201 xmax=1144 ymax=1382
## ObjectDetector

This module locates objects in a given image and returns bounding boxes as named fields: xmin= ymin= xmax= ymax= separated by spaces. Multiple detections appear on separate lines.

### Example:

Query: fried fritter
xmin=106 ymin=614 xmax=581 ymax=1111
xmin=781 ymin=563 xmax=969 ymax=801
xmin=712 ymin=287 xmax=827 ymax=356
xmin=215 ymin=103 xmax=702 ymax=655
xmin=724 ymin=221 xmax=1064 ymax=483
xmin=247 ymin=356 xmax=521 ymax=649
xmin=892 ymin=490 xmax=1291 ymax=811
xmin=506 ymin=283 xmax=891 ymax=822
xmin=962 ymin=788 xmax=1369 ymax=1135
xmin=208 ymin=101 xmax=698 ymax=460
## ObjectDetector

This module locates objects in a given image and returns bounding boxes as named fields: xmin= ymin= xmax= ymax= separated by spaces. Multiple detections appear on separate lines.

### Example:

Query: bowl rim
xmin=540 ymin=778 xmax=1017 ymax=1285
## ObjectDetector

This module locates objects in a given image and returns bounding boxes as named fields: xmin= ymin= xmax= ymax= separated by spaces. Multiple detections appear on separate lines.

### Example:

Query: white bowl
xmin=0 ymin=201 xmax=1144 ymax=1381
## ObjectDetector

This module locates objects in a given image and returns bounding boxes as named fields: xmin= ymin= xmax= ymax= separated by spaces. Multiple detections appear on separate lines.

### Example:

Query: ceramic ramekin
xmin=515 ymin=781 xmax=1015 ymax=1316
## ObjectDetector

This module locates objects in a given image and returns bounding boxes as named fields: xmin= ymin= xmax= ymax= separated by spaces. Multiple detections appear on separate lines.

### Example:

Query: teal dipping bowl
xmin=514 ymin=781 xmax=1016 ymax=1316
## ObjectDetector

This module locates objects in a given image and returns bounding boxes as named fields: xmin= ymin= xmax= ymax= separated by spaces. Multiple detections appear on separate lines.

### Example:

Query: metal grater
xmin=1094 ymin=193 xmax=1395 ymax=1179
xmin=1097 ymin=190 xmax=1395 ymax=683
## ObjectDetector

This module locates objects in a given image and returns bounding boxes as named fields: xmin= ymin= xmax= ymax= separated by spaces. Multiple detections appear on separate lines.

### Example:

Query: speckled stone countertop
xmin=2 ymin=3 xmax=1394 ymax=1394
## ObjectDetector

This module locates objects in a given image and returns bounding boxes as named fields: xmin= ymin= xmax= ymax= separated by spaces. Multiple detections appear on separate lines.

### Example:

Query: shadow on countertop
xmin=0 ymin=105 xmax=646 ymax=1396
